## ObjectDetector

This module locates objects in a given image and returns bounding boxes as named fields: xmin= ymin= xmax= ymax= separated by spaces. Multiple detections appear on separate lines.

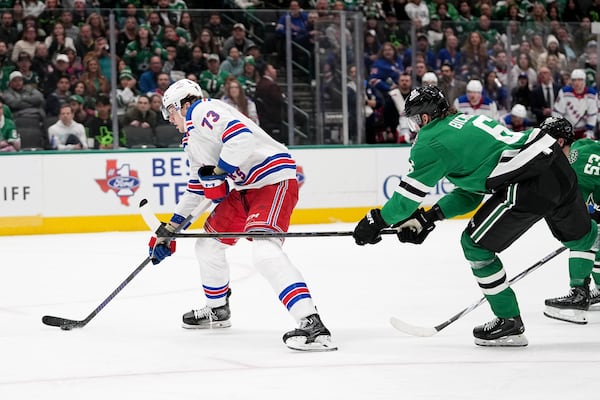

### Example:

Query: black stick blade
xmin=42 ymin=315 xmax=82 ymax=330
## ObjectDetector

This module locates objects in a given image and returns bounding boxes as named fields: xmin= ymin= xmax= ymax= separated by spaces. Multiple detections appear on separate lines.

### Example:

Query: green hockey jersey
xmin=568 ymin=139 xmax=600 ymax=208
xmin=381 ymin=113 xmax=556 ymax=224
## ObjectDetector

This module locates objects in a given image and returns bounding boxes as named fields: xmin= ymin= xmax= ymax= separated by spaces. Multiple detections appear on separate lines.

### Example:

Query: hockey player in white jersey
xmin=552 ymin=69 xmax=597 ymax=140
xmin=453 ymin=79 xmax=500 ymax=121
xmin=148 ymin=79 xmax=336 ymax=352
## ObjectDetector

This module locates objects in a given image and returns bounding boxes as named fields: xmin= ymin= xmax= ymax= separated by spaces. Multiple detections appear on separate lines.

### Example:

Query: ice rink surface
xmin=2 ymin=219 xmax=600 ymax=399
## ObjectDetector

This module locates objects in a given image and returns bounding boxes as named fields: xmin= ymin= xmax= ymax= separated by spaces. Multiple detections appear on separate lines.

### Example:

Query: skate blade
xmin=285 ymin=335 xmax=338 ymax=352
xmin=543 ymin=306 xmax=588 ymax=324
xmin=182 ymin=320 xmax=232 ymax=329
xmin=474 ymin=334 xmax=528 ymax=347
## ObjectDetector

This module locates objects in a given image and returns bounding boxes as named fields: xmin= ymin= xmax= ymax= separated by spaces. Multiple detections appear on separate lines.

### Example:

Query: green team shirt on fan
xmin=568 ymin=139 xmax=600 ymax=207
xmin=381 ymin=113 xmax=544 ymax=224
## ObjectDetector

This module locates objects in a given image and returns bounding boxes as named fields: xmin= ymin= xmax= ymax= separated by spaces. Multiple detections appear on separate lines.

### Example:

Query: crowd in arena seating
xmin=0 ymin=0 xmax=598 ymax=150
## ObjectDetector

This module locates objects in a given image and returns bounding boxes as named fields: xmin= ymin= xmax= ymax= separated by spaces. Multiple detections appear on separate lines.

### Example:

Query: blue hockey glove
xmin=148 ymin=222 xmax=177 ymax=265
xmin=396 ymin=205 xmax=445 ymax=245
xmin=199 ymin=165 xmax=229 ymax=203
xmin=353 ymin=209 xmax=389 ymax=245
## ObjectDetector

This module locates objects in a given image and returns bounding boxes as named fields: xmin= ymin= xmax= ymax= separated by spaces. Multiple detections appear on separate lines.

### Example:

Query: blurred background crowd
xmin=0 ymin=0 xmax=598 ymax=151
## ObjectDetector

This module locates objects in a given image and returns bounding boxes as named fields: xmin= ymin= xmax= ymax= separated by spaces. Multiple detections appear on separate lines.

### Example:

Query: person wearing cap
xmin=238 ymin=55 xmax=258 ymax=99
xmin=500 ymin=104 xmax=533 ymax=132
xmin=116 ymin=67 xmax=139 ymax=118
xmin=14 ymin=51 xmax=40 ymax=91
xmin=402 ymin=33 xmax=436 ymax=71
xmin=421 ymin=71 xmax=438 ymax=87
xmin=453 ymin=79 xmax=499 ymax=121
xmin=553 ymin=68 xmax=597 ymax=140
xmin=3 ymin=70 xmax=45 ymax=124
xmin=199 ymin=53 xmax=229 ymax=98
xmin=537 ymin=34 xmax=567 ymax=73
xmin=68 ymin=94 xmax=88 ymax=124
xmin=221 ymin=22 xmax=255 ymax=60
xmin=87 ymin=94 xmax=126 ymax=149
xmin=510 ymin=72 xmax=532 ymax=112
xmin=41 ymin=52 xmax=70 ymax=95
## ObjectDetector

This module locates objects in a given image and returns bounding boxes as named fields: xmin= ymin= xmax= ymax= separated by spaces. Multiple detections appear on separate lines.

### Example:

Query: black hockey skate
xmin=283 ymin=314 xmax=337 ymax=352
xmin=590 ymin=287 xmax=600 ymax=309
xmin=473 ymin=316 xmax=528 ymax=347
xmin=182 ymin=289 xmax=231 ymax=329
xmin=544 ymin=279 xmax=590 ymax=324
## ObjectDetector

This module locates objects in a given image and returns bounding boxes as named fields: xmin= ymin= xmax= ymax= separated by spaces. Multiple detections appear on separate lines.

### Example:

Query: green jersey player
xmin=352 ymin=86 xmax=599 ymax=347
xmin=541 ymin=117 xmax=600 ymax=324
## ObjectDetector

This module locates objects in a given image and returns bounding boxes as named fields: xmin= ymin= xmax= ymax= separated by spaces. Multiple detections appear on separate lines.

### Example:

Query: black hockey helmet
xmin=404 ymin=85 xmax=449 ymax=123
xmin=540 ymin=117 xmax=575 ymax=146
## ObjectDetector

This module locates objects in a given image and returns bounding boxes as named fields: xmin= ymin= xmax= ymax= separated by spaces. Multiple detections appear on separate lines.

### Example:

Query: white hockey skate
xmin=283 ymin=314 xmax=338 ymax=352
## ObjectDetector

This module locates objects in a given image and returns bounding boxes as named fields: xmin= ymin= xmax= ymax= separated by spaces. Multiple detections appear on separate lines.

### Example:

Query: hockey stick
xmin=41 ymin=199 xmax=210 ymax=331
xmin=138 ymin=197 xmax=399 ymax=239
xmin=390 ymin=246 xmax=568 ymax=337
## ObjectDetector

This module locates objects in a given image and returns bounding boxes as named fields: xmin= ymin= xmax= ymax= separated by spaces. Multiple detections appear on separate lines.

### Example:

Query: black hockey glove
xmin=395 ymin=205 xmax=445 ymax=245
xmin=353 ymin=209 xmax=389 ymax=245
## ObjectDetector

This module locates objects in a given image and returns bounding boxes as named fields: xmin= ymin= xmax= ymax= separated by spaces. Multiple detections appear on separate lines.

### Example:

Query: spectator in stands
xmin=11 ymin=25 xmax=39 ymax=63
xmin=404 ymin=0 xmax=429 ymax=31
xmin=0 ymin=98 xmax=20 ymax=152
xmin=530 ymin=66 xmax=560 ymax=124
xmin=510 ymin=73 xmax=532 ymax=110
xmin=573 ymin=17 xmax=594 ymax=55
xmin=45 ymin=22 xmax=77 ymax=62
xmin=80 ymin=56 xmax=109 ymax=97
xmin=482 ymin=70 xmax=508 ymax=114
xmin=139 ymin=55 xmax=164 ymax=95
xmin=23 ymin=0 xmax=45 ymax=19
xmin=508 ymin=53 xmax=537 ymax=90
xmin=118 ymin=2 xmax=145 ymax=28
xmin=45 ymin=74 xmax=71 ymax=117
xmin=437 ymin=62 xmax=465 ymax=106
xmin=245 ymin=43 xmax=265 ymax=76
xmin=60 ymin=10 xmax=79 ymax=41
xmin=403 ymin=33 xmax=436 ymax=71
xmin=387 ymin=71 xmax=415 ymax=144
xmin=71 ymin=0 xmax=89 ymax=27
xmin=0 ymin=40 xmax=14 ymax=91
xmin=275 ymin=1 xmax=309 ymax=56
xmin=151 ymin=72 xmax=171 ymax=97
xmin=0 ymin=11 xmax=19 ymax=46
xmin=219 ymin=46 xmax=244 ymax=78
xmin=537 ymin=34 xmax=568 ymax=72
xmin=203 ymin=12 xmax=228 ymax=51
xmin=454 ymin=79 xmax=499 ymax=121
xmin=63 ymin=47 xmax=83 ymax=86
xmin=369 ymin=41 xmax=404 ymax=133
xmin=122 ymin=94 xmax=157 ymax=129
xmin=459 ymin=31 xmax=488 ymax=81
xmin=196 ymin=28 xmax=221 ymax=60
xmin=364 ymin=29 xmax=381 ymax=71
xmin=436 ymin=33 xmax=461 ymax=72
xmin=182 ymin=45 xmax=206 ymax=79
xmin=199 ymin=53 xmax=229 ymax=98
xmin=3 ymin=71 xmax=45 ymax=124
xmin=501 ymin=104 xmax=533 ymax=132
xmin=48 ymin=103 xmax=87 ymax=150
xmin=147 ymin=12 xmax=165 ymax=43
xmin=74 ymin=24 xmax=95 ymax=60
xmin=156 ymin=0 xmax=178 ymax=27
xmin=222 ymin=23 xmax=255 ymax=60
xmin=38 ymin=0 xmax=62 ymax=35
xmin=123 ymin=24 xmax=166 ymax=78
xmin=115 ymin=67 xmax=138 ymax=119
xmin=149 ymin=93 xmax=169 ymax=126
xmin=11 ymin=2 xmax=24 ymax=32
xmin=87 ymin=94 xmax=126 ymax=149
xmin=14 ymin=51 xmax=40 ymax=91
xmin=117 ymin=17 xmax=138 ymax=59
xmin=68 ymin=94 xmax=87 ymax=124
xmin=255 ymin=63 xmax=285 ymax=143
xmin=85 ymin=36 xmax=111 ymax=81
xmin=221 ymin=76 xmax=259 ymax=125
xmin=161 ymin=24 xmax=189 ymax=64
xmin=563 ymin=0 xmax=584 ymax=24
xmin=553 ymin=68 xmax=597 ymax=140
xmin=31 ymin=44 xmax=54 ymax=93
xmin=178 ymin=11 xmax=197 ymax=43
xmin=86 ymin=12 xmax=106 ymax=40
xmin=238 ymin=55 xmax=258 ymax=99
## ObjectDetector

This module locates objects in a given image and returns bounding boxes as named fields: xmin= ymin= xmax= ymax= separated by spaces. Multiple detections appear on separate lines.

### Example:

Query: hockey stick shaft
xmin=166 ymin=230 xmax=399 ymax=238
xmin=391 ymin=246 xmax=567 ymax=336
xmin=42 ymin=200 xmax=209 ymax=330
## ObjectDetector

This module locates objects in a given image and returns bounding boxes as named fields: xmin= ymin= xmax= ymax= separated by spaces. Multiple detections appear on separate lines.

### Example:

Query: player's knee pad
xmin=460 ymin=230 xmax=496 ymax=265
xmin=565 ymin=220 xmax=599 ymax=252
xmin=252 ymin=238 xmax=287 ymax=277
xmin=195 ymin=238 xmax=229 ymax=269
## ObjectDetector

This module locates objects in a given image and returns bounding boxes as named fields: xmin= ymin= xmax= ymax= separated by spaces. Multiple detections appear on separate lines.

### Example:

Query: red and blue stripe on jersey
xmin=240 ymin=153 xmax=296 ymax=185
xmin=279 ymin=282 xmax=311 ymax=310
xmin=222 ymin=119 xmax=252 ymax=143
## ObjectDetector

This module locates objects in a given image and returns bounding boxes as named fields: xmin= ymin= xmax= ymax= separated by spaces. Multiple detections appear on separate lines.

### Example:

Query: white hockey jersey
xmin=552 ymin=86 xmax=598 ymax=132
xmin=453 ymin=94 xmax=500 ymax=121
xmin=172 ymin=98 xmax=297 ymax=223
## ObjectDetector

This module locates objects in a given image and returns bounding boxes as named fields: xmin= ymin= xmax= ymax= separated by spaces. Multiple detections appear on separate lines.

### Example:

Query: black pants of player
xmin=466 ymin=148 xmax=591 ymax=253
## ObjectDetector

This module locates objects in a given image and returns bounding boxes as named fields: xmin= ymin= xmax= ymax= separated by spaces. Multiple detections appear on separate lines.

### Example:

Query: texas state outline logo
xmin=95 ymin=159 xmax=140 ymax=206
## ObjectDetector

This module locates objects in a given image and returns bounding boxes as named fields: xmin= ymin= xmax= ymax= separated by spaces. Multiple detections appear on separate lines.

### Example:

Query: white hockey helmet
xmin=161 ymin=78 xmax=203 ymax=119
